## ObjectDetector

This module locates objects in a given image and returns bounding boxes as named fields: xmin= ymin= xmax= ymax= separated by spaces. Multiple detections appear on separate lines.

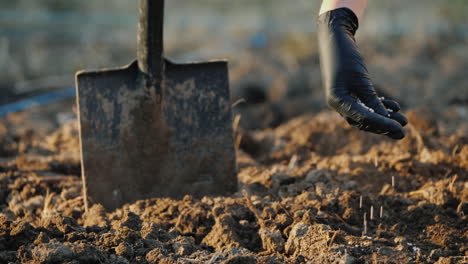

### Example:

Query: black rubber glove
xmin=317 ymin=8 xmax=408 ymax=139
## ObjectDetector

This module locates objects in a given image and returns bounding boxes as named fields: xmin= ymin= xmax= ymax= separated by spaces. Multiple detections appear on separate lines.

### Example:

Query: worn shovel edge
xmin=75 ymin=60 xmax=138 ymax=79
xmin=164 ymin=58 xmax=228 ymax=65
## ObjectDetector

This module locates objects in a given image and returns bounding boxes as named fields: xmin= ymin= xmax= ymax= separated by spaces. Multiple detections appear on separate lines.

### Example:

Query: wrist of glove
xmin=317 ymin=8 xmax=408 ymax=139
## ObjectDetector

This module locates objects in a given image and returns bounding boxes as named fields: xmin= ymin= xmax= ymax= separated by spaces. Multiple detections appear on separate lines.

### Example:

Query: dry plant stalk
xmin=57 ymin=196 xmax=83 ymax=211
xmin=174 ymin=207 xmax=190 ymax=230
xmin=232 ymin=114 xmax=242 ymax=132
xmin=242 ymin=189 xmax=266 ymax=229
xmin=362 ymin=212 xmax=367 ymax=236
xmin=178 ymin=258 xmax=201 ymax=263
xmin=208 ymin=253 xmax=221 ymax=264
xmin=448 ymin=174 xmax=458 ymax=193
xmin=233 ymin=114 xmax=243 ymax=150
xmin=451 ymin=144 xmax=459 ymax=156
xmin=80 ymin=167 xmax=89 ymax=213
xmin=231 ymin=98 xmax=246 ymax=108
xmin=235 ymin=134 xmax=243 ymax=151
xmin=327 ymin=230 xmax=339 ymax=251
xmin=457 ymin=202 xmax=464 ymax=216
xmin=41 ymin=189 xmax=55 ymax=220
xmin=288 ymin=155 xmax=298 ymax=171
xmin=319 ymin=230 xmax=340 ymax=264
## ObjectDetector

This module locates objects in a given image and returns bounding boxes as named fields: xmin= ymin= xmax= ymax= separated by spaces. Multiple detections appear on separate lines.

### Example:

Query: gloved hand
xmin=317 ymin=8 xmax=408 ymax=139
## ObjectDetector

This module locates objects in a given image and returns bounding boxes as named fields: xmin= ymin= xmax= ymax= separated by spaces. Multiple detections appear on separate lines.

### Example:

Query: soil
xmin=0 ymin=97 xmax=466 ymax=264
xmin=1 ymin=26 xmax=467 ymax=264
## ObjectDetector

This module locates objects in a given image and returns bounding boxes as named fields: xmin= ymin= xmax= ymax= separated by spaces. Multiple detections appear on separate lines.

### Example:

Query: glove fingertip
xmin=386 ymin=125 xmax=405 ymax=140
xmin=389 ymin=112 xmax=408 ymax=127
xmin=381 ymin=99 xmax=401 ymax=112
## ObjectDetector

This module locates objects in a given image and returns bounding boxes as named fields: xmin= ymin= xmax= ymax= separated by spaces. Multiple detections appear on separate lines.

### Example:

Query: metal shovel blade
xmin=76 ymin=0 xmax=237 ymax=209
xmin=76 ymin=59 xmax=236 ymax=209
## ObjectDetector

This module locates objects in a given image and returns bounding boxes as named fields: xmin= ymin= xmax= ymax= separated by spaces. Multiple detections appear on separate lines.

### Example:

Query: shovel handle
xmin=137 ymin=0 xmax=164 ymax=78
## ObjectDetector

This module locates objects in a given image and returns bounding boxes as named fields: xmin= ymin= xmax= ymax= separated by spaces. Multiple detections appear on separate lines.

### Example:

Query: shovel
xmin=75 ymin=0 xmax=237 ymax=210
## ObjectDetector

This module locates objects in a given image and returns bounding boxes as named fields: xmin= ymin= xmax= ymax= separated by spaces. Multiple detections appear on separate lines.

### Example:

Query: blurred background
xmin=0 ymin=0 xmax=467 ymax=129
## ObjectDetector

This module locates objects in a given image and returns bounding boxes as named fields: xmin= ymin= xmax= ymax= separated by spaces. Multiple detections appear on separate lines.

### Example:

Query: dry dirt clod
xmin=41 ymin=215 xmax=84 ymax=237
xmin=118 ymin=212 xmax=142 ymax=231
xmin=285 ymin=222 xmax=336 ymax=260
xmin=10 ymin=220 xmax=37 ymax=247
xmin=202 ymin=214 xmax=243 ymax=250
xmin=259 ymin=227 xmax=285 ymax=253
xmin=172 ymin=236 xmax=196 ymax=256
xmin=146 ymin=248 xmax=172 ymax=264
xmin=69 ymin=241 xmax=106 ymax=263
xmin=30 ymin=242 xmax=74 ymax=263
xmin=115 ymin=241 xmax=134 ymax=259
xmin=82 ymin=204 xmax=108 ymax=228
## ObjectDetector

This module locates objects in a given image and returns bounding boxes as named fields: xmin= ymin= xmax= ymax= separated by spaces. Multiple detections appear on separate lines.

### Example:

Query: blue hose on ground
xmin=0 ymin=87 xmax=76 ymax=116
